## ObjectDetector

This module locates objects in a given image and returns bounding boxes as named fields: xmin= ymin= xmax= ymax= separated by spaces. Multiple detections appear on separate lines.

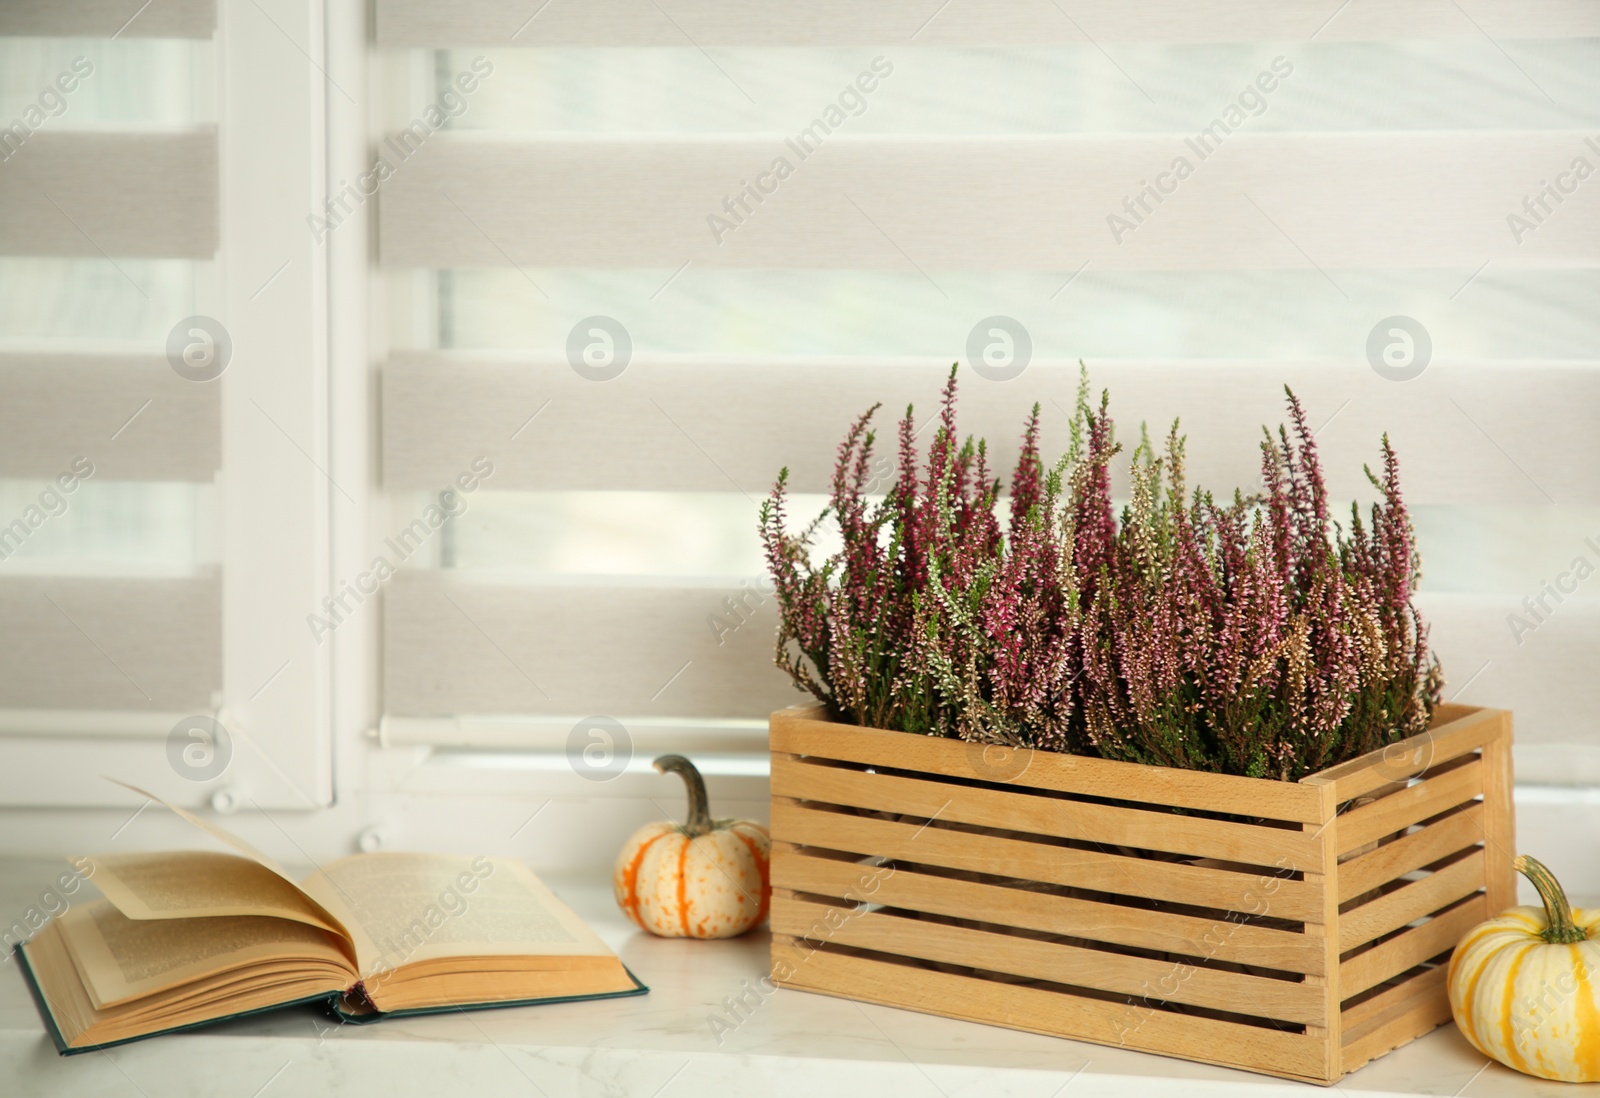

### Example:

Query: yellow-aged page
xmin=77 ymin=851 xmax=346 ymax=937
xmin=300 ymin=853 xmax=611 ymax=976
xmin=57 ymin=900 xmax=352 ymax=1010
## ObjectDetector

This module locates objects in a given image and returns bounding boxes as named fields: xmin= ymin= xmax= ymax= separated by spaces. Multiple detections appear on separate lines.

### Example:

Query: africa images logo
xmin=307 ymin=57 xmax=494 ymax=243
xmin=0 ymin=56 xmax=94 ymax=162
xmin=1107 ymin=56 xmax=1294 ymax=244
xmin=306 ymin=458 xmax=494 ymax=642
xmin=706 ymin=57 xmax=895 ymax=244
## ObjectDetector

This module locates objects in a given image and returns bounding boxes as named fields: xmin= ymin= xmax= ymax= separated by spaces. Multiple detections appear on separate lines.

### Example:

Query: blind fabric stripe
xmin=0 ymin=0 xmax=215 ymax=38
xmin=0 ymin=132 xmax=217 ymax=258
xmin=382 ymin=571 xmax=794 ymax=719
xmin=378 ymin=133 xmax=1599 ymax=271
xmin=381 ymin=573 xmax=1591 ymax=749
xmin=381 ymin=357 xmax=1600 ymax=506
xmin=0 ymin=356 xmax=219 ymax=480
xmin=1421 ymin=596 xmax=1598 ymax=754
xmin=0 ymin=573 xmax=219 ymax=710
xmin=375 ymin=0 xmax=1600 ymax=47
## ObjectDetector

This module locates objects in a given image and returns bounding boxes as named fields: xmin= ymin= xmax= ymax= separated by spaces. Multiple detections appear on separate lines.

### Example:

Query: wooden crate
xmin=767 ymin=703 xmax=1514 ymax=1086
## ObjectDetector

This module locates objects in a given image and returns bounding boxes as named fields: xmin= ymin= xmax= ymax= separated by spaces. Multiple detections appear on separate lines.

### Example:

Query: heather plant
xmin=1072 ymin=388 xmax=1443 ymax=779
xmin=759 ymin=368 xmax=1078 ymax=748
xmin=909 ymin=395 xmax=1080 ymax=751
xmin=760 ymin=367 xmax=1442 ymax=781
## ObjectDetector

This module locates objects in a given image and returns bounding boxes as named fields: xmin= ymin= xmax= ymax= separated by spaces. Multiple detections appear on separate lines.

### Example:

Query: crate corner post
xmin=1480 ymin=710 xmax=1517 ymax=914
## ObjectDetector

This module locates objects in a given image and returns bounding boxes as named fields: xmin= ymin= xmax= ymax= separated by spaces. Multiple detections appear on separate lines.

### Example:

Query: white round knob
xmin=210 ymin=786 xmax=242 ymax=814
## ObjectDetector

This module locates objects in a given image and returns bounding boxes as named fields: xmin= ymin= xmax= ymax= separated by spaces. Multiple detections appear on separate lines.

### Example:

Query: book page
xmin=299 ymin=854 xmax=614 ymax=978
xmin=107 ymin=780 xmax=295 ymax=880
xmin=56 ymin=900 xmax=354 ymax=1011
xmin=92 ymin=780 xmax=352 ymax=942
xmin=77 ymin=851 xmax=346 ymax=938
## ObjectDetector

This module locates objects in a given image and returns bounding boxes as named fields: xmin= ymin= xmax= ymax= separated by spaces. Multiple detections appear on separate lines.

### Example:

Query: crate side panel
xmin=771 ymin=845 xmax=1326 ymax=975
xmin=769 ymin=936 xmax=1334 ymax=1084
xmin=770 ymin=801 xmax=1324 ymax=922
xmin=1317 ymin=708 xmax=1502 ymax=803
xmin=1335 ymin=758 xmax=1483 ymax=855
xmin=1337 ymin=802 xmax=1485 ymax=904
xmin=772 ymin=756 xmax=1321 ymax=869
xmin=770 ymin=711 xmax=1325 ymax=823
xmin=1339 ymin=897 xmax=1486 ymax=999
xmin=1341 ymin=964 xmax=1448 ymax=1036
xmin=771 ymin=894 xmax=1326 ymax=1026
xmin=1340 ymin=973 xmax=1453 ymax=1075
xmin=1337 ymin=849 xmax=1486 ymax=952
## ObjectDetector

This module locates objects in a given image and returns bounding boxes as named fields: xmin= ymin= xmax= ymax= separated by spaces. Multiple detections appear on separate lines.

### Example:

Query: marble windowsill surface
xmin=0 ymin=857 xmax=1582 ymax=1098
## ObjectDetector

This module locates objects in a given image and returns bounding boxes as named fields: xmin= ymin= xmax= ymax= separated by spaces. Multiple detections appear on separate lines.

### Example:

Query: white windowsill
xmin=0 ymin=859 xmax=1580 ymax=1097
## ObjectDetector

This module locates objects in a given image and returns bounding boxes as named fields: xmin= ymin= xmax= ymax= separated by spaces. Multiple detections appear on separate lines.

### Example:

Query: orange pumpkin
xmin=613 ymin=755 xmax=770 ymax=939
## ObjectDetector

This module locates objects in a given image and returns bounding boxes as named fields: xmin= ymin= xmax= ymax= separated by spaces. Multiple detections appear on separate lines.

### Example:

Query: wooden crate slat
xmin=771 ymin=845 xmax=1326 ymax=975
xmin=771 ymin=896 xmax=1326 ymax=1026
xmin=1337 ymin=802 xmax=1485 ymax=904
xmin=1338 ymin=897 xmax=1486 ymax=999
xmin=771 ymin=801 xmax=1324 ymax=922
xmin=770 ymin=936 xmax=1332 ymax=1084
xmin=771 ymin=756 xmax=1322 ymax=869
xmin=1341 ymin=964 xmax=1448 ymax=1035
xmin=770 ymin=707 xmax=1325 ymax=824
xmin=1428 ymin=702 xmax=1477 ymax=725
xmin=1337 ymin=849 xmax=1487 ymax=952
xmin=1340 ymin=970 xmax=1454 ymax=1075
xmin=1318 ymin=708 xmax=1506 ymax=803
xmin=1335 ymin=758 xmax=1484 ymax=855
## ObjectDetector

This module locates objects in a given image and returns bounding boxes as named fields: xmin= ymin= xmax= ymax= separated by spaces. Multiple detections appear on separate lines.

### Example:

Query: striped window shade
xmin=0 ymin=5 xmax=220 ymax=723
xmin=373 ymin=3 xmax=1600 ymax=782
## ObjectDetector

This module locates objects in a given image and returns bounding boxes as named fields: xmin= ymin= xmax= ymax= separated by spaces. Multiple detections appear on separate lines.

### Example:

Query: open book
xmin=17 ymin=788 xmax=645 ymax=1054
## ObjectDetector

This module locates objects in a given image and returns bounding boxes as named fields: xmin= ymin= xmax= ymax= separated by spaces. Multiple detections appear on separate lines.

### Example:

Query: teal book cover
xmin=16 ymin=941 xmax=648 ymax=1056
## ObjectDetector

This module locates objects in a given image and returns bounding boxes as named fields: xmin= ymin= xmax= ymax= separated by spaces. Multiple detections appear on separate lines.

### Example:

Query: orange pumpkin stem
xmin=1514 ymin=854 xmax=1587 ymax=945
xmin=654 ymin=754 xmax=713 ymax=838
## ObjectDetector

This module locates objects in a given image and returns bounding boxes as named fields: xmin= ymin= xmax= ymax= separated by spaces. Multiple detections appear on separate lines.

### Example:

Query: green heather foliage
xmin=760 ymin=367 xmax=1443 ymax=781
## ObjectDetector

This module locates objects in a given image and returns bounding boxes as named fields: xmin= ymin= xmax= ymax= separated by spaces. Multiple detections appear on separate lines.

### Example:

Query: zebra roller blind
xmin=374 ymin=5 xmax=1600 ymax=781
xmin=0 ymin=5 xmax=220 ymax=719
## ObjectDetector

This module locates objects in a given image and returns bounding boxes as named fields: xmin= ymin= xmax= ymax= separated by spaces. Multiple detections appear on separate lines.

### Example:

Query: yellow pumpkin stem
xmin=1515 ymin=854 xmax=1588 ymax=945
xmin=654 ymin=754 xmax=713 ymax=838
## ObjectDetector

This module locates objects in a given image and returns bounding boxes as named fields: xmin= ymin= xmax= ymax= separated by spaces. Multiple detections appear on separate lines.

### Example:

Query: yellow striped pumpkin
xmin=613 ymin=755 xmax=770 ymax=939
xmin=1448 ymin=855 xmax=1600 ymax=1083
